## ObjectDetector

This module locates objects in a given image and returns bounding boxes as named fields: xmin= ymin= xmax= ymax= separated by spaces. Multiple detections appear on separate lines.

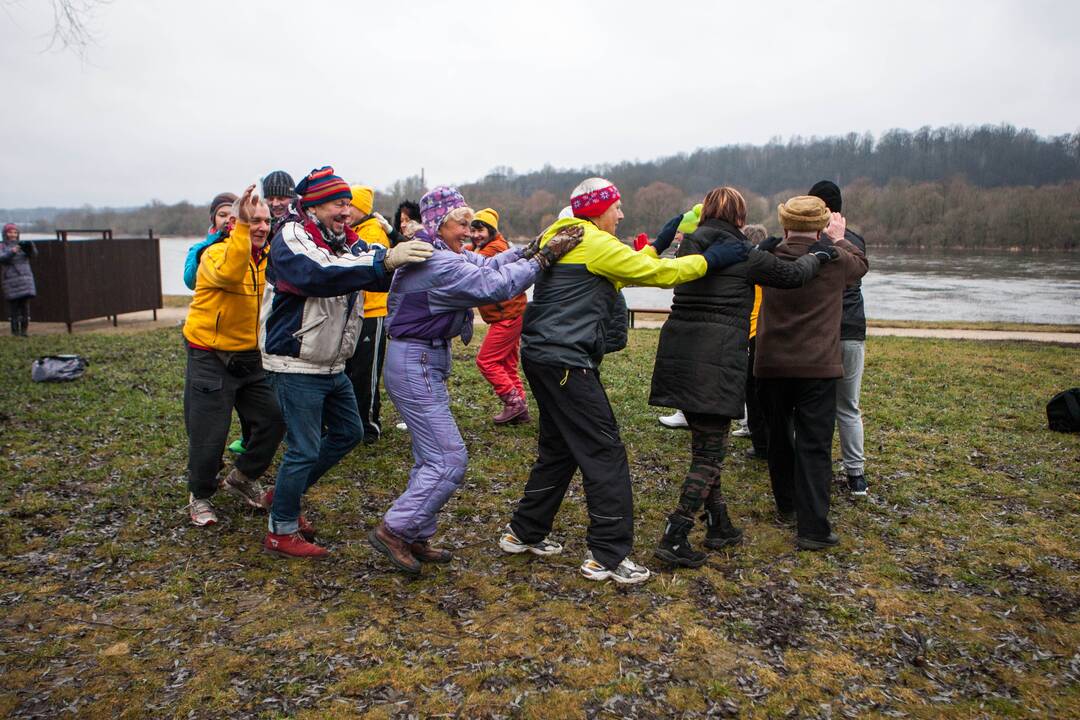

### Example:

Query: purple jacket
xmin=387 ymin=230 xmax=540 ymax=342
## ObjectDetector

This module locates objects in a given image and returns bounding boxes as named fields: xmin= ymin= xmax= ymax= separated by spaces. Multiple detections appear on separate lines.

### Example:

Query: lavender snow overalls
xmin=382 ymin=232 xmax=540 ymax=542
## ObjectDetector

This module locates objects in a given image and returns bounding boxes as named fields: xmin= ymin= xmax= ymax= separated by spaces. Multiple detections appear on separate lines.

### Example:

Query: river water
xmin=153 ymin=238 xmax=1079 ymax=325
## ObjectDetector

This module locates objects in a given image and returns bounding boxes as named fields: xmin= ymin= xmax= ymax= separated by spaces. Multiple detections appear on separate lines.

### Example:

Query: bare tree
xmin=44 ymin=0 xmax=109 ymax=59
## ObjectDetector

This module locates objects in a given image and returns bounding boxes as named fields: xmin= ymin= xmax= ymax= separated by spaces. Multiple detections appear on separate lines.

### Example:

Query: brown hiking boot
xmin=410 ymin=539 xmax=453 ymax=564
xmin=367 ymin=522 xmax=421 ymax=575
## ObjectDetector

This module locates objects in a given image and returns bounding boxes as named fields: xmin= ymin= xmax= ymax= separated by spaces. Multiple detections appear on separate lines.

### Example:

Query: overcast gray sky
xmin=2 ymin=0 xmax=1078 ymax=208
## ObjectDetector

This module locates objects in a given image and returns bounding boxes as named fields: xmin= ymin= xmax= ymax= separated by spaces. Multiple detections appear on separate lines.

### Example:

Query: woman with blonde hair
xmin=648 ymin=186 xmax=838 ymax=567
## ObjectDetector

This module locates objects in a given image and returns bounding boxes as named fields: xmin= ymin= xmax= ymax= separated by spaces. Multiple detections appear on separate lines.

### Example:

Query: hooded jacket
xmin=182 ymin=221 xmax=267 ymax=351
xmin=521 ymin=217 xmax=709 ymax=369
xmin=260 ymin=212 xmax=390 ymax=374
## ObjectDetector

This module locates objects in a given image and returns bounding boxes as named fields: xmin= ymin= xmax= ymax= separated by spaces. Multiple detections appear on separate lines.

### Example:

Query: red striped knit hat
xmin=297 ymin=166 xmax=352 ymax=209
xmin=570 ymin=177 xmax=621 ymax=218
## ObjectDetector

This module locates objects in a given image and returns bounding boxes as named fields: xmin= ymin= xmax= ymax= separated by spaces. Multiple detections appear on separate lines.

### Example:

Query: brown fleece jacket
xmin=754 ymin=234 xmax=868 ymax=379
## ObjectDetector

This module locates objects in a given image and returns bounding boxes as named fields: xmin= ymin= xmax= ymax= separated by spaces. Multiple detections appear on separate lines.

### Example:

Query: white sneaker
xmin=580 ymin=552 xmax=651 ymax=584
xmin=658 ymin=410 xmax=688 ymax=428
xmin=187 ymin=494 xmax=218 ymax=527
xmin=395 ymin=422 xmax=408 ymax=431
xmin=498 ymin=524 xmax=563 ymax=555
xmin=731 ymin=421 xmax=751 ymax=438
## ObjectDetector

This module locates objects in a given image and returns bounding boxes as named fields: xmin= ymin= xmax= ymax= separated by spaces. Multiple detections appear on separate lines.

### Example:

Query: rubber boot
xmin=493 ymin=389 xmax=529 ymax=425
xmin=702 ymin=504 xmax=743 ymax=549
xmin=653 ymin=513 xmax=707 ymax=568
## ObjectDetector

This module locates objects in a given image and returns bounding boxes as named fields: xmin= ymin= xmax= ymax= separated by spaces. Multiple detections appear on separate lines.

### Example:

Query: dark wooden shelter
xmin=0 ymin=229 xmax=161 ymax=332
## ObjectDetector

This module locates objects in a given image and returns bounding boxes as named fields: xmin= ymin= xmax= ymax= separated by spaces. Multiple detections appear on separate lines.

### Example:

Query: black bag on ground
xmin=1046 ymin=388 xmax=1080 ymax=432
xmin=31 ymin=355 xmax=89 ymax=382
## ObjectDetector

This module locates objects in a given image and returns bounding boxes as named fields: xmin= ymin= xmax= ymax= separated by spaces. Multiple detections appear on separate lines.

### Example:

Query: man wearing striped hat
xmin=259 ymin=166 xmax=434 ymax=559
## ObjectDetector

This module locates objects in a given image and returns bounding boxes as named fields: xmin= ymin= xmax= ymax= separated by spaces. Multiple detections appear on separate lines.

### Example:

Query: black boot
xmin=701 ymin=504 xmax=743 ymax=549
xmin=654 ymin=513 xmax=707 ymax=568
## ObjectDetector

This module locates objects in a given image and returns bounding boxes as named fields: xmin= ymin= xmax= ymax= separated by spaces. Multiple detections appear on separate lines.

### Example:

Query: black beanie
xmin=808 ymin=180 xmax=842 ymax=213
xmin=262 ymin=170 xmax=296 ymax=198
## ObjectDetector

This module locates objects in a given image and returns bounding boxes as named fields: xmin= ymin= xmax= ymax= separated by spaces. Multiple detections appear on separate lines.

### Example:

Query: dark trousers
xmin=674 ymin=412 xmax=732 ymax=519
xmin=345 ymin=315 xmax=387 ymax=440
xmin=745 ymin=336 xmax=769 ymax=455
xmin=184 ymin=347 xmax=285 ymax=499
xmin=7 ymin=298 xmax=29 ymax=335
xmin=510 ymin=360 xmax=634 ymax=570
xmin=756 ymin=377 xmax=837 ymax=540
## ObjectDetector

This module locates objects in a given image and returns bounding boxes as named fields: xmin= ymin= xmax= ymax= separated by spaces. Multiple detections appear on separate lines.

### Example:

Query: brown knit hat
xmin=777 ymin=196 xmax=830 ymax=232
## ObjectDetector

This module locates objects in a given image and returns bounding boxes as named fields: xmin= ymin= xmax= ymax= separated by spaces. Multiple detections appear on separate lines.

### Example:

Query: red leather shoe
xmin=261 ymin=488 xmax=316 ymax=541
xmin=262 ymin=531 xmax=328 ymax=560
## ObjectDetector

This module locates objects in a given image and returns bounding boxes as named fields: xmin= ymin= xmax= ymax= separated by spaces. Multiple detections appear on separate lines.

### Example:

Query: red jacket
xmin=474 ymin=233 xmax=527 ymax=323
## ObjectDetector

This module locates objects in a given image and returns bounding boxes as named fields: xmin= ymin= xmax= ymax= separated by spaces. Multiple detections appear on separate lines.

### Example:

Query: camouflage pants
xmin=675 ymin=412 xmax=732 ymax=519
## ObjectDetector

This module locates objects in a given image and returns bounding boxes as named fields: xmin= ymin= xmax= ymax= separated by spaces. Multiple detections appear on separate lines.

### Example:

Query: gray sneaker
xmin=498 ymin=524 xmax=563 ymax=556
xmin=223 ymin=468 xmax=267 ymax=510
xmin=580 ymin=552 xmax=651 ymax=584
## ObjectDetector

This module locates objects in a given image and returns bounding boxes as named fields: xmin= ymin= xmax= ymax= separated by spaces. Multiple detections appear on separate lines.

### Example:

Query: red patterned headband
xmin=571 ymin=184 xmax=621 ymax=218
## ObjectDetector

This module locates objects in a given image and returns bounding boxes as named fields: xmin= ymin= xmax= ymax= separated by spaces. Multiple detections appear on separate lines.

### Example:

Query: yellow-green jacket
xmin=521 ymin=217 xmax=708 ymax=369
xmin=182 ymin=221 xmax=267 ymax=351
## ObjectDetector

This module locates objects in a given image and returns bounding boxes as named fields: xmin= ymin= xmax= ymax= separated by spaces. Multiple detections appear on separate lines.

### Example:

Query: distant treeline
xmin=9 ymin=124 xmax=1079 ymax=249
xmin=22 ymin=200 xmax=208 ymax=237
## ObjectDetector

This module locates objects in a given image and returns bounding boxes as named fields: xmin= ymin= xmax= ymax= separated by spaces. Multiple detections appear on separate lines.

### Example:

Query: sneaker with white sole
xmin=658 ymin=410 xmax=688 ymax=428
xmin=580 ymin=552 xmax=651 ymax=584
xmin=730 ymin=422 xmax=751 ymax=438
xmin=187 ymin=494 xmax=218 ymax=527
xmin=498 ymin=524 xmax=563 ymax=555
xmin=222 ymin=468 xmax=266 ymax=510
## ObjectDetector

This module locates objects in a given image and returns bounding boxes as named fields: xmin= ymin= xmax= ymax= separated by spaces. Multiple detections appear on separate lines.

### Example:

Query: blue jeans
xmin=268 ymin=371 xmax=363 ymax=535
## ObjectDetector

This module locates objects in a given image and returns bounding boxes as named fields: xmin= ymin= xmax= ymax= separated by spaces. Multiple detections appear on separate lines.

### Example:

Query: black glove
xmin=808 ymin=237 xmax=838 ymax=263
xmin=702 ymin=241 xmax=748 ymax=271
xmin=756 ymin=235 xmax=782 ymax=253
xmin=651 ymin=214 xmax=682 ymax=255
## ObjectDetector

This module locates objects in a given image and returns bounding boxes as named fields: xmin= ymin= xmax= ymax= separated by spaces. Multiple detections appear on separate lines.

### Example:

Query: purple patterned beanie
xmin=419 ymin=185 xmax=467 ymax=240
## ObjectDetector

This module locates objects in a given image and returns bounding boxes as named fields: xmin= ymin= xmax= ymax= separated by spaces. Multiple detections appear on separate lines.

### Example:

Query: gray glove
xmin=384 ymin=239 xmax=433 ymax=271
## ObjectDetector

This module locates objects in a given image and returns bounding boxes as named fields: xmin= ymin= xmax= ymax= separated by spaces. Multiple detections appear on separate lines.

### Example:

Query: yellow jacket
xmin=355 ymin=218 xmax=390 ymax=318
xmin=182 ymin=221 xmax=268 ymax=351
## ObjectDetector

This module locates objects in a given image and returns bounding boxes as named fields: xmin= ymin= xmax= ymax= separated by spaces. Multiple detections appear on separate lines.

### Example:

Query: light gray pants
xmin=835 ymin=340 xmax=865 ymax=476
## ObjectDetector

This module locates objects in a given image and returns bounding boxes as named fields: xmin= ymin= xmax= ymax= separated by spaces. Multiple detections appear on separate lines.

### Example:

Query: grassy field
xmin=0 ymin=327 xmax=1077 ymax=719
